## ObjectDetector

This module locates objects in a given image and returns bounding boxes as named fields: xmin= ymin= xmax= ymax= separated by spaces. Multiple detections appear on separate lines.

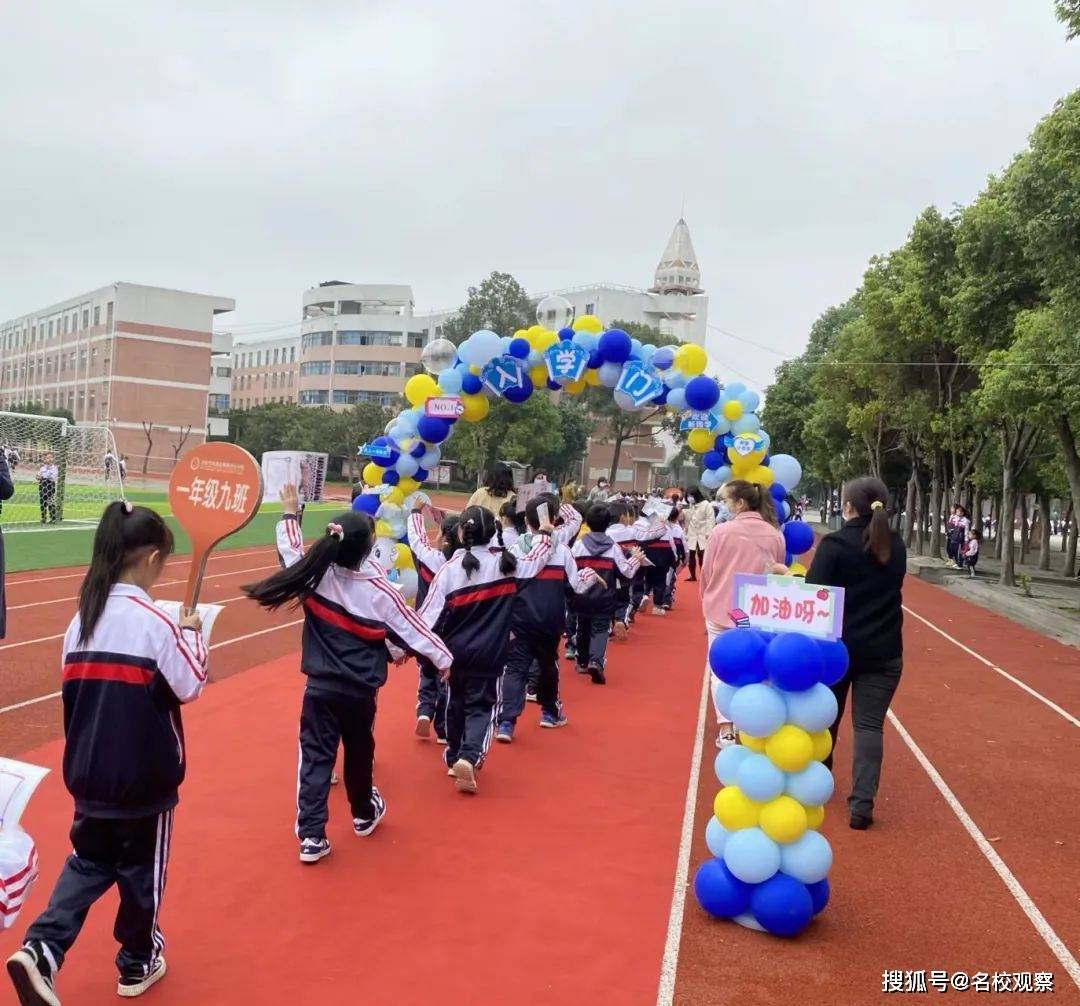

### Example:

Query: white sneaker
xmin=415 ymin=715 xmax=432 ymax=739
xmin=299 ymin=837 xmax=331 ymax=864
xmin=118 ymin=956 xmax=167 ymax=998
xmin=452 ymin=758 xmax=478 ymax=794
xmin=7 ymin=946 xmax=60 ymax=1006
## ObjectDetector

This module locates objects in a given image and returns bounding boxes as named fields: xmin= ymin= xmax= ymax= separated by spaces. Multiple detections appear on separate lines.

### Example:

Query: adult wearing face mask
xmin=587 ymin=477 xmax=611 ymax=503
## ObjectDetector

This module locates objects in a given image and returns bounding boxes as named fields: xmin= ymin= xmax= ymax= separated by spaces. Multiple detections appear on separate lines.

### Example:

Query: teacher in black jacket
xmin=0 ymin=451 xmax=13 ymax=638
xmin=806 ymin=476 xmax=906 ymax=831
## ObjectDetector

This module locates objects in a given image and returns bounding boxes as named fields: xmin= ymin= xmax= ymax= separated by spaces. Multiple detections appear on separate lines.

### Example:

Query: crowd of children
xmin=7 ymin=479 xmax=696 ymax=1006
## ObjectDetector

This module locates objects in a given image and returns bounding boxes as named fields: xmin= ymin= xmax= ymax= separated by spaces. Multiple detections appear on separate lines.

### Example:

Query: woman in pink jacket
xmin=699 ymin=480 xmax=786 ymax=746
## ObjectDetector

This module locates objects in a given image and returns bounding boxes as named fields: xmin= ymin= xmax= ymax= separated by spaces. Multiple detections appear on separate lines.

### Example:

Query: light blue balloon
xmin=759 ymin=430 xmax=771 ymax=451
xmin=700 ymin=469 xmax=723 ymax=490
xmin=664 ymin=371 xmax=688 ymax=389
xmin=723 ymin=827 xmax=781 ymax=884
xmin=705 ymin=818 xmax=730 ymax=858
xmin=782 ymin=501 xmax=791 ymax=521
xmin=630 ymin=338 xmax=643 ymax=359
xmin=499 ymin=336 xmax=512 ymax=353
xmin=715 ymin=465 xmax=733 ymax=483
xmin=736 ymin=753 xmax=786 ymax=802
xmin=387 ymin=425 xmax=405 ymax=443
xmin=769 ymin=454 xmax=803 ymax=491
xmin=728 ymin=683 xmax=787 ymax=737
xmin=667 ymin=388 xmax=687 ymax=411
xmin=614 ymin=390 xmax=637 ymax=411
xmin=779 ymin=829 xmax=833 ymax=884
xmin=419 ymin=447 xmax=441 ymax=469
xmin=712 ymin=679 xmax=738 ymax=718
xmin=395 ymin=454 xmax=419 ymax=478
xmin=398 ymin=409 xmax=420 ymax=433
xmin=598 ymin=361 xmax=623 ymax=388
xmin=732 ymin=912 xmax=766 ymax=932
xmin=437 ymin=369 xmax=463 ymax=394
xmin=726 ymin=382 xmax=746 ymax=400
xmin=641 ymin=343 xmax=656 ymax=361
xmin=714 ymin=744 xmax=752 ymax=786
xmin=785 ymin=683 xmax=839 ymax=732
xmin=740 ymin=390 xmax=761 ymax=413
xmin=785 ymin=761 xmax=835 ymax=807
xmin=459 ymin=329 xmax=502 ymax=366
xmin=732 ymin=414 xmax=761 ymax=435
xmin=711 ymin=416 xmax=732 ymax=436
xmin=572 ymin=330 xmax=597 ymax=351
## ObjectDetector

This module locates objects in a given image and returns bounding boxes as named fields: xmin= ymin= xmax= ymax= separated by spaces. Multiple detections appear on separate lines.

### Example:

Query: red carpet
xmin=14 ymin=600 xmax=706 ymax=1005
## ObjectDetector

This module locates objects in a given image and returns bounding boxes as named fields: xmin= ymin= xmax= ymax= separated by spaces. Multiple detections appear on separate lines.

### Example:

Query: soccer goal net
xmin=0 ymin=412 xmax=124 ymax=530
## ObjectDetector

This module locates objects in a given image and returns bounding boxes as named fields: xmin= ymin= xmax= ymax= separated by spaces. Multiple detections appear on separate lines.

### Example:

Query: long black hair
xmin=79 ymin=501 xmax=175 ymax=644
xmin=440 ymin=514 xmax=462 ymax=561
xmin=243 ymin=511 xmax=374 ymax=610
xmin=842 ymin=477 xmax=892 ymax=565
xmin=499 ymin=498 xmax=526 ymax=535
xmin=484 ymin=466 xmax=514 ymax=498
xmin=458 ymin=505 xmax=517 ymax=578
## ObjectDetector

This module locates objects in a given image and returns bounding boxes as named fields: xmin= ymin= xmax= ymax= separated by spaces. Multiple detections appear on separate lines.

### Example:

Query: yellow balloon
xmin=687 ymin=428 xmax=715 ymax=453
xmin=536 ymin=329 xmax=559 ymax=351
xmin=810 ymin=729 xmax=834 ymax=763
xmin=721 ymin=399 xmax=743 ymax=421
xmin=469 ymin=364 xmax=482 ymax=376
xmin=584 ymin=368 xmax=600 ymax=386
xmin=564 ymin=378 xmax=586 ymax=395
xmin=713 ymin=786 xmax=762 ymax=831
xmin=740 ymin=733 xmax=767 ymax=753
xmin=759 ymin=795 xmax=809 ymax=844
xmin=745 ymin=464 xmax=774 ymax=488
xmin=789 ymin=562 xmax=807 ymax=577
xmin=374 ymin=519 xmax=392 ymax=538
xmin=728 ymin=446 xmax=766 ymax=472
xmin=393 ymin=543 xmax=413 ymax=570
xmin=398 ymin=477 xmax=420 ymax=494
xmin=766 ymin=725 xmax=814 ymax=773
xmin=404 ymin=373 xmax=439 ymax=407
xmin=362 ymin=462 xmax=383 ymax=486
xmin=805 ymin=804 xmax=825 ymax=830
xmin=386 ymin=487 xmax=407 ymax=506
xmin=572 ymin=314 xmax=604 ymax=334
xmin=460 ymin=393 xmax=490 ymax=423
xmin=513 ymin=329 xmax=529 ymax=342
xmin=679 ymin=344 xmax=708 ymax=376
xmin=529 ymin=364 xmax=548 ymax=387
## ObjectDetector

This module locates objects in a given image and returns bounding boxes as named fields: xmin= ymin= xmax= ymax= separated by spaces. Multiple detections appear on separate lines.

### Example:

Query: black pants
xmin=630 ymin=571 xmax=647 ymax=615
xmin=39 ymin=481 xmax=57 ymax=524
xmin=647 ymin=559 xmax=674 ymax=607
xmin=500 ymin=633 xmax=561 ymax=723
xmin=24 ymin=811 xmax=172 ymax=976
xmin=445 ymin=673 xmax=500 ymax=768
xmin=574 ymin=612 xmax=611 ymax=669
xmin=297 ymin=686 xmax=377 ymax=840
xmin=826 ymin=658 xmax=903 ymax=818
xmin=687 ymin=547 xmax=704 ymax=579
xmin=416 ymin=660 xmax=447 ymax=739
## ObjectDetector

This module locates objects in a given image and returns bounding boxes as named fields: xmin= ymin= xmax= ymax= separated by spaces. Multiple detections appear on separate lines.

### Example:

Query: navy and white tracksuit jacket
xmin=60 ymin=584 xmax=209 ymax=819
xmin=277 ymin=516 xmax=452 ymax=694
xmin=510 ymin=529 xmax=594 ymax=639
xmin=407 ymin=510 xmax=448 ymax=609
xmin=570 ymin=532 xmax=642 ymax=617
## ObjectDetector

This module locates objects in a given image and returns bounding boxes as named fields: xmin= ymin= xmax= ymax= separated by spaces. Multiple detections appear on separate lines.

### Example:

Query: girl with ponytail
xmin=243 ymin=485 xmax=452 ymax=864
xmin=418 ymin=504 xmax=555 ymax=794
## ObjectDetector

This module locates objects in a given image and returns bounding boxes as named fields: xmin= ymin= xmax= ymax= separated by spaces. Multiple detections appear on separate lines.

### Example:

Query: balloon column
xmin=694 ymin=628 xmax=848 ymax=937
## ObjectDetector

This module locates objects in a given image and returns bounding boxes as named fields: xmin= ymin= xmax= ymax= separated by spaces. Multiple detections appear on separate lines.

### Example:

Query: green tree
xmin=327 ymin=403 xmax=397 ymax=480
xmin=1055 ymin=0 xmax=1080 ymax=40
xmin=441 ymin=272 xmax=534 ymax=345
xmin=8 ymin=401 xmax=76 ymax=423
xmin=448 ymin=393 xmax=569 ymax=480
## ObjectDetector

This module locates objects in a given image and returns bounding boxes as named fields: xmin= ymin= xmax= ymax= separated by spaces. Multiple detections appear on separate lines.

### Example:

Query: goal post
xmin=0 ymin=411 xmax=124 ymax=529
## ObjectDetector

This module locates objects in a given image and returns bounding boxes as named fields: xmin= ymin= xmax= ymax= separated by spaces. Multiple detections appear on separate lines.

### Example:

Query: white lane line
xmin=0 ymin=618 xmax=304 ymax=715
xmin=656 ymin=662 xmax=711 ymax=1006
xmin=7 ymin=564 xmax=279 ymax=612
xmin=903 ymin=604 xmax=1079 ymax=729
xmin=888 ymin=709 xmax=1080 ymax=991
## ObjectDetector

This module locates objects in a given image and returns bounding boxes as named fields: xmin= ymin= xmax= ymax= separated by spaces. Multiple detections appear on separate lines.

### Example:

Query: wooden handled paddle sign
xmin=169 ymin=442 xmax=263 ymax=609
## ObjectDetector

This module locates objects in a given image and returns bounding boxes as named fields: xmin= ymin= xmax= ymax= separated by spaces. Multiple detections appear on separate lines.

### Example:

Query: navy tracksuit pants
xmin=500 ymin=632 xmax=562 ymax=723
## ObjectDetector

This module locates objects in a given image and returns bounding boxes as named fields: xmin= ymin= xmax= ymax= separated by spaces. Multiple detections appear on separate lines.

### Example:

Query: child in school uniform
xmin=643 ymin=502 xmax=679 ymax=615
xmin=495 ymin=493 xmax=598 ymax=741
xmin=418 ymin=505 xmax=554 ymax=794
xmin=570 ymin=503 xmax=645 ymax=684
xmin=244 ymin=485 xmax=451 ymax=863
xmin=406 ymin=504 xmax=461 ymax=743
xmin=607 ymin=501 xmax=667 ymax=638
xmin=665 ymin=510 xmax=687 ymax=609
xmin=9 ymin=502 xmax=206 ymax=1005
xmin=498 ymin=499 xmax=525 ymax=552
xmin=960 ymin=527 xmax=980 ymax=577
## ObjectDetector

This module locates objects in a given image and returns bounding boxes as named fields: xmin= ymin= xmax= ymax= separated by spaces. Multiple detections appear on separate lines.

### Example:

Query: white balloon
xmin=420 ymin=338 xmax=457 ymax=376
xmin=536 ymin=294 xmax=575 ymax=331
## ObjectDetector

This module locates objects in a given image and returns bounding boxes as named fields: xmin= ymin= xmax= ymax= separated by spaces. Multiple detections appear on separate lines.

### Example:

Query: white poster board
xmin=261 ymin=451 xmax=327 ymax=504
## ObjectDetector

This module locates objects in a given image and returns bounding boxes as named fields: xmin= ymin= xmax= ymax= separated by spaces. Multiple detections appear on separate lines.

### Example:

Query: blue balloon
xmin=352 ymin=493 xmax=381 ymax=515
xmin=709 ymin=629 xmax=768 ymax=687
xmin=784 ymin=683 xmax=839 ymax=733
xmin=783 ymin=521 xmax=815 ymax=556
xmin=416 ymin=415 xmax=451 ymax=444
xmin=630 ymin=338 xmax=643 ymax=359
xmin=587 ymin=350 xmax=603 ymax=370
xmin=684 ymin=376 xmax=720 ymax=412
xmin=714 ymin=743 xmax=752 ymax=785
xmin=504 ymin=375 xmax=533 ymax=404
xmin=765 ymin=633 xmax=824 ymax=692
xmin=806 ymin=878 xmax=830 ymax=915
xmin=396 ymin=410 xmax=420 ymax=434
xmin=700 ymin=469 xmax=723 ymax=490
xmin=598 ymin=328 xmax=632 ymax=364
xmin=732 ymin=414 xmax=761 ymax=435
xmin=770 ymin=483 xmax=788 ymax=504
xmin=371 ymin=436 xmax=400 ymax=466
xmin=724 ymin=827 xmax=782 ymax=884
xmin=461 ymin=372 xmax=482 ymax=395
xmin=750 ymin=873 xmax=814 ymax=937
xmin=557 ymin=326 xmax=575 ymax=342
xmin=712 ymin=679 xmax=738 ymax=719
xmin=715 ymin=465 xmax=733 ymax=483
xmin=693 ymin=859 xmax=751 ymax=919
xmin=437 ymin=369 xmax=463 ymax=394
xmin=702 ymin=450 xmax=725 ymax=471
xmin=815 ymin=639 xmax=849 ymax=687
xmin=667 ymin=388 xmax=687 ymax=411
xmin=652 ymin=346 xmax=675 ymax=371
xmin=508 ymin=337 xmax=531 ymax=359
xmin=395 ymin=454 xmax=419 ymax=478
xmin=735 ymin=753 xmax=786 ymax=802
xmin=651 ymin=387 xmax=669 ymax=405
xmin=740 ymin=390 xmax=761 ymax=413
xmin=381 ymin=469 xmax=400 ymax=486
xmin=410 ymin=441 xmax=427 ymax=459
xmin=726 ymin=382 xmax=746 ymax=400
xmin=785 ymin=760 xmax=835 ymax=807
xmin=779 ymin=831 xmax=833 ymax=885
xmin=705 ymin=817 xmax=730 ymax=858
xmin=545 ymin=378 xmax=560 ymax=390
xmin=573 ymin=330 xmax=598 ymax=352
xmin=414 ymin=467 xmax=429 ymax=481
xmin=598 ymin=361 xmax=623 ymax=388
xmin=729 ymin=683 xmax=788 ymax=737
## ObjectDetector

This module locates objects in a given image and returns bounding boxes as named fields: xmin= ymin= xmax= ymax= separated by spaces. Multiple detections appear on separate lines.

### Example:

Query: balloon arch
xmin=351 ymin=296 xmax=807 ymax=600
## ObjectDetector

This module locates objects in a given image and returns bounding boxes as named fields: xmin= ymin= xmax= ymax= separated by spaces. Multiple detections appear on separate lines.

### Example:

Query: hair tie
xmin=121 ymin=500 xmax=133 ymax=514
xmin=326 ymin=522 xmax=345 ymax=541
xmin=870 ymin=501 xmax=884 ymax=511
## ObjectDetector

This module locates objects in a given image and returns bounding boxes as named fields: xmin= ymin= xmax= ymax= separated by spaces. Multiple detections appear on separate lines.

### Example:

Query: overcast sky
xmin=1 ymin=1 xmax=1075 ymax=390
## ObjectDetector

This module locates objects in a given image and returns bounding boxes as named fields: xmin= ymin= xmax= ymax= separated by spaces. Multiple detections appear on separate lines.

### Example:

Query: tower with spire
xmin=650 ymin=217 xmax=703 ymax=295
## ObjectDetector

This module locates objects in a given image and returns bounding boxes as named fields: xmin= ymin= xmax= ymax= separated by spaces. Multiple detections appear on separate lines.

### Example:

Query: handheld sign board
xmin=730 ymin=574 xmax=844 ymax=641
xmin=169 ymin=442 xmax=263 ymax=608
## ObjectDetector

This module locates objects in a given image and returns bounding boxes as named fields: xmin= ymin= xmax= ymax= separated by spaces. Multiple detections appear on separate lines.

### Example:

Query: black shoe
xmin=299 ymin=836 xmax=331 ymax=863
xmin=588 ymin=660 xmax=606 ymax=685
xmin=7 ymin=945 xmax=60 ymax=1006
xmin=849 ymin=813 xmax=873 ymax=831
xmin=117 ymin=956 xmax=167 ymax=998
xmin=353 ymin=787 xmax=387 ymax=836
xmin=524 ymin=687 xmax=538 ymax=703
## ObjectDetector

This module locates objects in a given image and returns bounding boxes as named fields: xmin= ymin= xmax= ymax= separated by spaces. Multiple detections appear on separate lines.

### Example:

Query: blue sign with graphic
xmin=481 ymin=355 xmax=526 ymax=396
xmin=615 ymin=360 xmax=664 ymax=407
xmin=359 ymin=442 xmax=394 ymax=460
xmin=544 ymin=342 xmax=589 ymax=383
xmin=679 ymin=411 xmax=721 ymax=433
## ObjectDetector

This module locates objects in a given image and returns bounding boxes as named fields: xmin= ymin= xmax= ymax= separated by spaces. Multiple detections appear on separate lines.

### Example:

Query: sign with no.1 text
xmin=424 ymin=396 xmax=464 ymax=419
xmin=731 ymin=574 xmax=845 ymax=641
xmin=169 ymin=442 xmax=263 ymax=607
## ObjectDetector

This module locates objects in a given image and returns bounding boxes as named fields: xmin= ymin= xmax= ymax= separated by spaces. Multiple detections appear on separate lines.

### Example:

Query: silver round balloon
xmin=535 ymin=294 xmax=575 ymax=332
xmin=420 ymin=337 xmax=458 ymax=376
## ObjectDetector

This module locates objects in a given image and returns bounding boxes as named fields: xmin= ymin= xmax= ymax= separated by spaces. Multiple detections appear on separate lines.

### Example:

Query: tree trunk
xmin=1037 ymin=494 xmax=1052 ymax=571
xmin=1067 ymin=513 xmax=1078 ymax=579
xmin=1000 ymin=429 xmax=1016 ymax=587
xmin=1063 ymin=502 xmax=1074 ymax=554
xmin=903 ymin=472 xmax=917 ymax=548
xmin=917 ymin=482 xmax=929 ymax=556
xmin=1018 ymin=494 xmax=1029 ymax=566
xmin=608 ymin=435 xmax=626 ymax=486
xmin=141 ymin=422 xmax=154 ymax=476
xmin=928 ymin=454 xmax=944 ymax=559
xmin=1052 ymin=415 xmax=1080 ymax=560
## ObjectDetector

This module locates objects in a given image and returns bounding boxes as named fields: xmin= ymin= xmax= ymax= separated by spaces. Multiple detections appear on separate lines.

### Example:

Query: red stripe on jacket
xmin=303 ymin=596 xmax=387 ymax=641
xmin=447 ymin=581 xmax=517 ymax=608
xmin=63 ymin=661 xmax=154 ymax=686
